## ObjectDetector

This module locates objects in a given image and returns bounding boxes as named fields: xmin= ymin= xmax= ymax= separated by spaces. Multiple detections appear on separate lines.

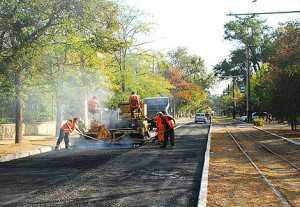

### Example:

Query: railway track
xmin=240 ymin=131 xmax=300 ymax=172
xmin=254 ymin=126 xmax=300 ymax=146
xmin=227 ymin=127 xmax=300 ymax=207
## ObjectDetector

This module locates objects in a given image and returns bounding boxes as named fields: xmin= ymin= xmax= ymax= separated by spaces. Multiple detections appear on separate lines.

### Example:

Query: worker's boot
xmin=55 ymin=145 xmax=59 ymax=150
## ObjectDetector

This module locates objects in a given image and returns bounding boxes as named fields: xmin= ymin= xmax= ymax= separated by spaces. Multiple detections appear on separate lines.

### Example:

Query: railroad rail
xmin=240 ymin=131 xmax=300 ymax=172
xmin=226 ymin=128 xmax=296 ymax=207
xmin=253 ymin=126 xmax=300 ymax=146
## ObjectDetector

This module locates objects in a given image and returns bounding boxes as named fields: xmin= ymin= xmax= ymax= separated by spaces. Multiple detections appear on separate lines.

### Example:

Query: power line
xmin=227 ymin=11 xmax=300 ymax=16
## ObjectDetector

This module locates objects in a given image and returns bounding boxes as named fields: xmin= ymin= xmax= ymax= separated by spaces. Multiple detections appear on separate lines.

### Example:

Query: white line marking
xmin=197 ymin=124 xmax=212 ymax=207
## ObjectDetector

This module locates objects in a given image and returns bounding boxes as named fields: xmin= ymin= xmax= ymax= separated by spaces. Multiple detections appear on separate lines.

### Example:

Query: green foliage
xmin=108 ymin=52 xmax=173 ymax=107
xmin=168 ymin=47 xmax=214 ymax=89
xmin=0 ymin=117 xmax=10 ymax=124
xmin=250 ymin=64 xmax=270 ymax=112
xmin=0 ymin=0 xmax=213 ymax=129
xmin=250 ymin=22 xmax=300 ymax=124
xmin=224 ymin=16 xmax=269 ymax=47
xmin=218 ymin=20 xmax=300 ymax=126
xmin=214 ymin=16 xmax=274 ymax=82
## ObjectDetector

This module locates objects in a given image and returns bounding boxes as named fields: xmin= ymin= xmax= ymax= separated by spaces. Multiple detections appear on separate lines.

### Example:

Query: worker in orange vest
xmin=154 ymin=112 xmax=165 ymax=145
xmin=129 ymin=92 xmax=141 ymax=118
xmin=161 ymin=111 xmax=176 ymax=148
xmin=55 ymin=118 xmax=81 ymax=150
xmin=88 ymin=96 xmax=99 ymax=115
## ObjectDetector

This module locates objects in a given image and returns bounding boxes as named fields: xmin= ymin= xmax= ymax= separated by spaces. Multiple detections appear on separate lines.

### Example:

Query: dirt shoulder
xmin=207 ymin=118 xmax=282 ymax=207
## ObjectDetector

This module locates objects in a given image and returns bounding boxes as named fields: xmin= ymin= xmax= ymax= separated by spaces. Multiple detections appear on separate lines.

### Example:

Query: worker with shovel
xmin=55 ymin=117 xmax=82 ymax=150
xmin=161 ymin=111 xmax=176 ymax=148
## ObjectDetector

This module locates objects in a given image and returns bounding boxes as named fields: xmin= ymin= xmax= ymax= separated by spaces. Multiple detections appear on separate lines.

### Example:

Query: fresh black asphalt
xmin=0 ymin=123 xmax=209 ymax=207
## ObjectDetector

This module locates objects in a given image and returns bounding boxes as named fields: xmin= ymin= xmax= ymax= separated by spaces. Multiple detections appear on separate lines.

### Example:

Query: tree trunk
xmin=55 ymin=97 xmax=63 ymax=137
xmin=120 ymin=49 xmax=126 ymax=93
xmin=55 ymin=62 xmax=65 ymax=137
xmin=15 ymin=72 xmax=23 ymax=144
xmin=292 ymin=119 xmax=297 ymax=131
xmin=121 ymin=80 xmax=126 ymax=93
xmin=84 ymin=92 xmax=89 ymax=129
xmin=290 ymin=119 xmax=295 ymax=131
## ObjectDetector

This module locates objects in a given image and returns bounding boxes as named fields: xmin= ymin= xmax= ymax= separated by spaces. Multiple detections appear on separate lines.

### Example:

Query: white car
xmin=195 ymin=112 xmax=208 ymax=124
xmin=239 ymin=116 xmax=247 ymax=122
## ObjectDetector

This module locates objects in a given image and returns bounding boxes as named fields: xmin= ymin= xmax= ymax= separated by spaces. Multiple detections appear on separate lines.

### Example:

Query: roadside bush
xmin=0 ymin=117 xmax=11 ymax=124
xmin=253 ymin=118 xmax=264 ymax=126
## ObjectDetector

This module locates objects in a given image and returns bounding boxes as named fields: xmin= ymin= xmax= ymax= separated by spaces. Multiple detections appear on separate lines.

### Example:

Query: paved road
xmin=0 ymin=123 xmax=209 ymax=207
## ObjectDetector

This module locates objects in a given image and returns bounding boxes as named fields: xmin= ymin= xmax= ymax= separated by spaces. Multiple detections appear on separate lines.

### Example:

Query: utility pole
xmin=232 ymin=77 xmax=236 ymax=119
xmin=246 ymin=46 xmax=251 ymax=123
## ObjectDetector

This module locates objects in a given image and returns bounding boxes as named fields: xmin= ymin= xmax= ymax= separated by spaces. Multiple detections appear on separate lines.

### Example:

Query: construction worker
xmin=129 ymin=92 xmax=141 ymax=118
xmin=154 ymin=112 xmax=165 ymax=145
xmin=161 ymin=111 xmax=176 ymax=148
xmin=88 ymin=96 xmax=99 ymax=115
xmin=55 ymin=118 xmax=81 ymax=150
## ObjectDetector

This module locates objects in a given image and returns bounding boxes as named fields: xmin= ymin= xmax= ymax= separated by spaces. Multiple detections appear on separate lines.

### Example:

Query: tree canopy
xmin=0 ymin=0 xmax=214 ymax=143
xmin=214 ymin=17 xmax=300 ymax=130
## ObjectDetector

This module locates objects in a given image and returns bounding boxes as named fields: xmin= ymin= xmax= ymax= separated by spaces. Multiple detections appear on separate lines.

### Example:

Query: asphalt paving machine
xmin=81 ymin=102 xmax=150 ymax=144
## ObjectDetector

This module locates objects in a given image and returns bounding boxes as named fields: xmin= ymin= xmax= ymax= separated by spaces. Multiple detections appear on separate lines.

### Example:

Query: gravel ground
xmin=0 ymin=123 xmax=209 ymax=207
xmin=232 ymin=127 xmax=300 ymax=207
xmin=207 ymin=120 xmax=283 ymax=207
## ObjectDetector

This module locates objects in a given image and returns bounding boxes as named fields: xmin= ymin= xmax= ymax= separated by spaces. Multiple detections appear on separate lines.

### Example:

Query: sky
xmin=124 ymin=0 xmax=300 ymax=95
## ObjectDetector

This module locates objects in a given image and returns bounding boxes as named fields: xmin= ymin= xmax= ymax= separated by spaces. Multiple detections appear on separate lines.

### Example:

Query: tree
xmin=248 ymin=21 xmax=300 ymax=130
xmin=168 ymin=47 xmax=214 ymax=89
xmin=108 ymin=51 xmax=173 ymax=107
xmin=224 ymin=16 xmax=272 ymax=72
xmin=0 ymin=0 xmax=78 ymax=143
xmin=268 ymin=22 xmax=300 ymax=130
xmin=214 ymin=16 xmax=274 ymax=88
xmin=113 ymin=5 xmax=152 ymax=92
xmin=166 ymin=67 xmax=208 ymax=115
xmin=0 ymin=0 xmax=121 ymax=143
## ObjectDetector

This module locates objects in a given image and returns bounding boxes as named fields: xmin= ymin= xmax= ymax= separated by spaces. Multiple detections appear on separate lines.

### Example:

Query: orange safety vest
xmin=61 ymin=120 xmax=76 ymax=133
xmin=164 ymin=115 xmax=175 ymax=129
xmin=154 ymin=115 xmax=165 ymax=142
xmin=129 ymin=95 xmax=140 ymax=109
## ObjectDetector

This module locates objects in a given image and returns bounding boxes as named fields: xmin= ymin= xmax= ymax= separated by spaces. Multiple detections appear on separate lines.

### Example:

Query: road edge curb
xmin=0 ymin=146 xmax=54 ymax=162
xmin=197 ymin=123 xmax=212 ymax=207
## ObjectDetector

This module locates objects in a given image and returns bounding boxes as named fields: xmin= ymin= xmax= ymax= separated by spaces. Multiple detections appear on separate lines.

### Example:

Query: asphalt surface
xmin=0 ymin=123 xmax=209 ymax=207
